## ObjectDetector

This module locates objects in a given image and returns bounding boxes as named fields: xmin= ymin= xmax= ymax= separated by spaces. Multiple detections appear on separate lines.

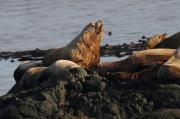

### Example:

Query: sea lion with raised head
xmin=43 ymin=20 xmax=104 ymax=68
xmin=145 ymin=33 xmax=168 ymax=49
xmin=155 ymin=32 xmax=180 ymax=49
xmin=97 ymin=49 xmax=175 ymax=73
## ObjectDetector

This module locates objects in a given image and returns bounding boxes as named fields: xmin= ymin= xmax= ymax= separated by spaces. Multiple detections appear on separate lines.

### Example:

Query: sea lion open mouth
xmin=95 ymin=20 xmax=103 ymax=34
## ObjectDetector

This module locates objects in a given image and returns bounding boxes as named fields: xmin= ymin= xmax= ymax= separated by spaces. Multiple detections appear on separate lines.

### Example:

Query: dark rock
xmin=140 ymin=109 xmax=180 ymax=119
xmin=69 ymin=67 xmax=87 ymax=82
xmin=83 ymin=79 xmax=106 ymax=92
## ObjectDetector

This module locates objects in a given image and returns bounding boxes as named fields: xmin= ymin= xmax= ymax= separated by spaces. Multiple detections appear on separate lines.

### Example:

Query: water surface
xmin=0 ymin=0 xmax=180 ymax=51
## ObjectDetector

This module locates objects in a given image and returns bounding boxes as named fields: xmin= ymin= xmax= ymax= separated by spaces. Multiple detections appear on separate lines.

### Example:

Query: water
xmin=0 ymin=0 xmax=180 ymax=95
xmin=0 ymin=60 xmax=19 ymax=95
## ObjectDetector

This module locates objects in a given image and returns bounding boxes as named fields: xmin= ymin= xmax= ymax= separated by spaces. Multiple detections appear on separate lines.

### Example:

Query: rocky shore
xmin=0 ymin=67 xmax=180 ymax=119
xmin=0 ymin=26 xmax=180 ymax=118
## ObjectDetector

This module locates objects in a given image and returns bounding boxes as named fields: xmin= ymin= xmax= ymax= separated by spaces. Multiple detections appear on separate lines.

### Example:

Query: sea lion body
xmin=19 ymin=67 xmax=47 ymax=89
xmin=158 ymin=48 xmax=180 ymax=82
xmin=97 ymin=49 xmax=175 ymax=73
xmin=9 ymin=60 xmax=81 ymax=93
xmin=47 ymin=60 xmax=81 ymax=76
xmin=145 ymin=33 xmax=167 ymax=49
xmin=43 ymin=20 xmax=104 ymax=68
xmin=109 ymin=63 xmax=162 ymax=80
xmin=14 ymin=61 xmax=43 ymax=82
xmin=9 ymin=67 xmax=47 ymax=93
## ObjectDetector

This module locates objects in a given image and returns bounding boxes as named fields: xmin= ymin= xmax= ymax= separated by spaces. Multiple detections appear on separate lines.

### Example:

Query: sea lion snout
xmin=95 ymin=20 xmax=104 ymax=34
xmin=88 ymin=20 xmax=103 ymax=35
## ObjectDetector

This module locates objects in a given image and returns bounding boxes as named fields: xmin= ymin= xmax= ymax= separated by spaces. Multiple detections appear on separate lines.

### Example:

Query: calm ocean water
xmin=0 ymin=0 xmax=180 ymax=95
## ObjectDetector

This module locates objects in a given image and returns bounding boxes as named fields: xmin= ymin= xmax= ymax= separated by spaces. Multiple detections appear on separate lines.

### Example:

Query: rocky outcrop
xmin=0 ymin=67 xmax=180 ymax=119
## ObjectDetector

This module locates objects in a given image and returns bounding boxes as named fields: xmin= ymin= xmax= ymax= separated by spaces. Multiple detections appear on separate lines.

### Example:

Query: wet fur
xmin=145 ymin=33 xmax=167 ymax=49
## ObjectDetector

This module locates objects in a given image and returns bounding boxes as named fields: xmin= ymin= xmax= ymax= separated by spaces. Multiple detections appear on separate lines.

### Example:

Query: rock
xmin=83 ymin=79 xmax=106 ymax=92
xmin=1 ymin=68 xmax=180 ymax=119
xmin=140 ymin=109 xmax=180 ymax=119
xmin=69 ymin=67 xmax=88 ymax=82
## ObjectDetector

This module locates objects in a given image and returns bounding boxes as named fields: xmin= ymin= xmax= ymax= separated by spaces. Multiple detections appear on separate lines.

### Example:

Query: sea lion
xmin=9 ymin=60 xmax=81 ymax=93
xmin=43 ymin=20 xmax=104 ymax=68
xmin=145 ymin=33 xmax=168 ymax=49
xmin=158 ymin=48 xmax=180 ymax=82
xmin=47 ymin=60 xmax=81 ymax=76
xmin=108 ymin=63 xmax=162 ymax=80
xmin=97 ymin=49 xmax=175 ymax=73
xmin=9 ymin=67 xmax=47 ymax=93
xmin=19 ymin=67 xmax=47 ymax=89
xmin=14 ymin=61 xmax=43 ymax=82
xmin=155 ymin=32 xmax=180 ymax=49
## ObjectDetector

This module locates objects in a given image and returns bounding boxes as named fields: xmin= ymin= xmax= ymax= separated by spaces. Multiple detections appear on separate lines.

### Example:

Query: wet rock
xmin=102 ymin=103 xmax=124 ymax=119
xmin=140 ymin=109 xmax=180 ymax=119
xmin=1 ymin=71 xmax=180 ymax=119
xmin=69 ymin=67 xmax=87 ymax=82
xmin=83 ymin=79 xmax=106 ymax=92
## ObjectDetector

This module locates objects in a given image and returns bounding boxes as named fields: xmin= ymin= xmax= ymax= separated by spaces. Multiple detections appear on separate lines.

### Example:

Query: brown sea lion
xmin=43 ymin=20 xmax=104 ymax=68
xmin=9 ymin=60 xmax=81 ymax=93
xmin=46 ymin=60 xmax=81 ymax=77
xmin=158 ymin=48 xmax=180 ymax=82
xmin=97 ymin=49 xmax=175 ymax=73
xmin=145 ymin=33 xmax=168 ymax=49
xmin=155 ymin=32 xmax=180 ymax=49
xmin=9 ymin=67 xmax=47 ymax=93
xmin=14 ymin=61 xmax=43 ymax=82
xmin=19 ymin=67 xmax=47 ymax=89
xmin=108 ymin=63 xmax=162 ymax=80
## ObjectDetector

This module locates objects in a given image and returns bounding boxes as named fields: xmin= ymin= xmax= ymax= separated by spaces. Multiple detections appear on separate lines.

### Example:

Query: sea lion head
xmin=81 ymin=20 xmax=104 ymax=42
xmin=145 ymin=33 xmax=168 ymax=49
xmin=66 ymin=20 xmax=104 ymax=67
